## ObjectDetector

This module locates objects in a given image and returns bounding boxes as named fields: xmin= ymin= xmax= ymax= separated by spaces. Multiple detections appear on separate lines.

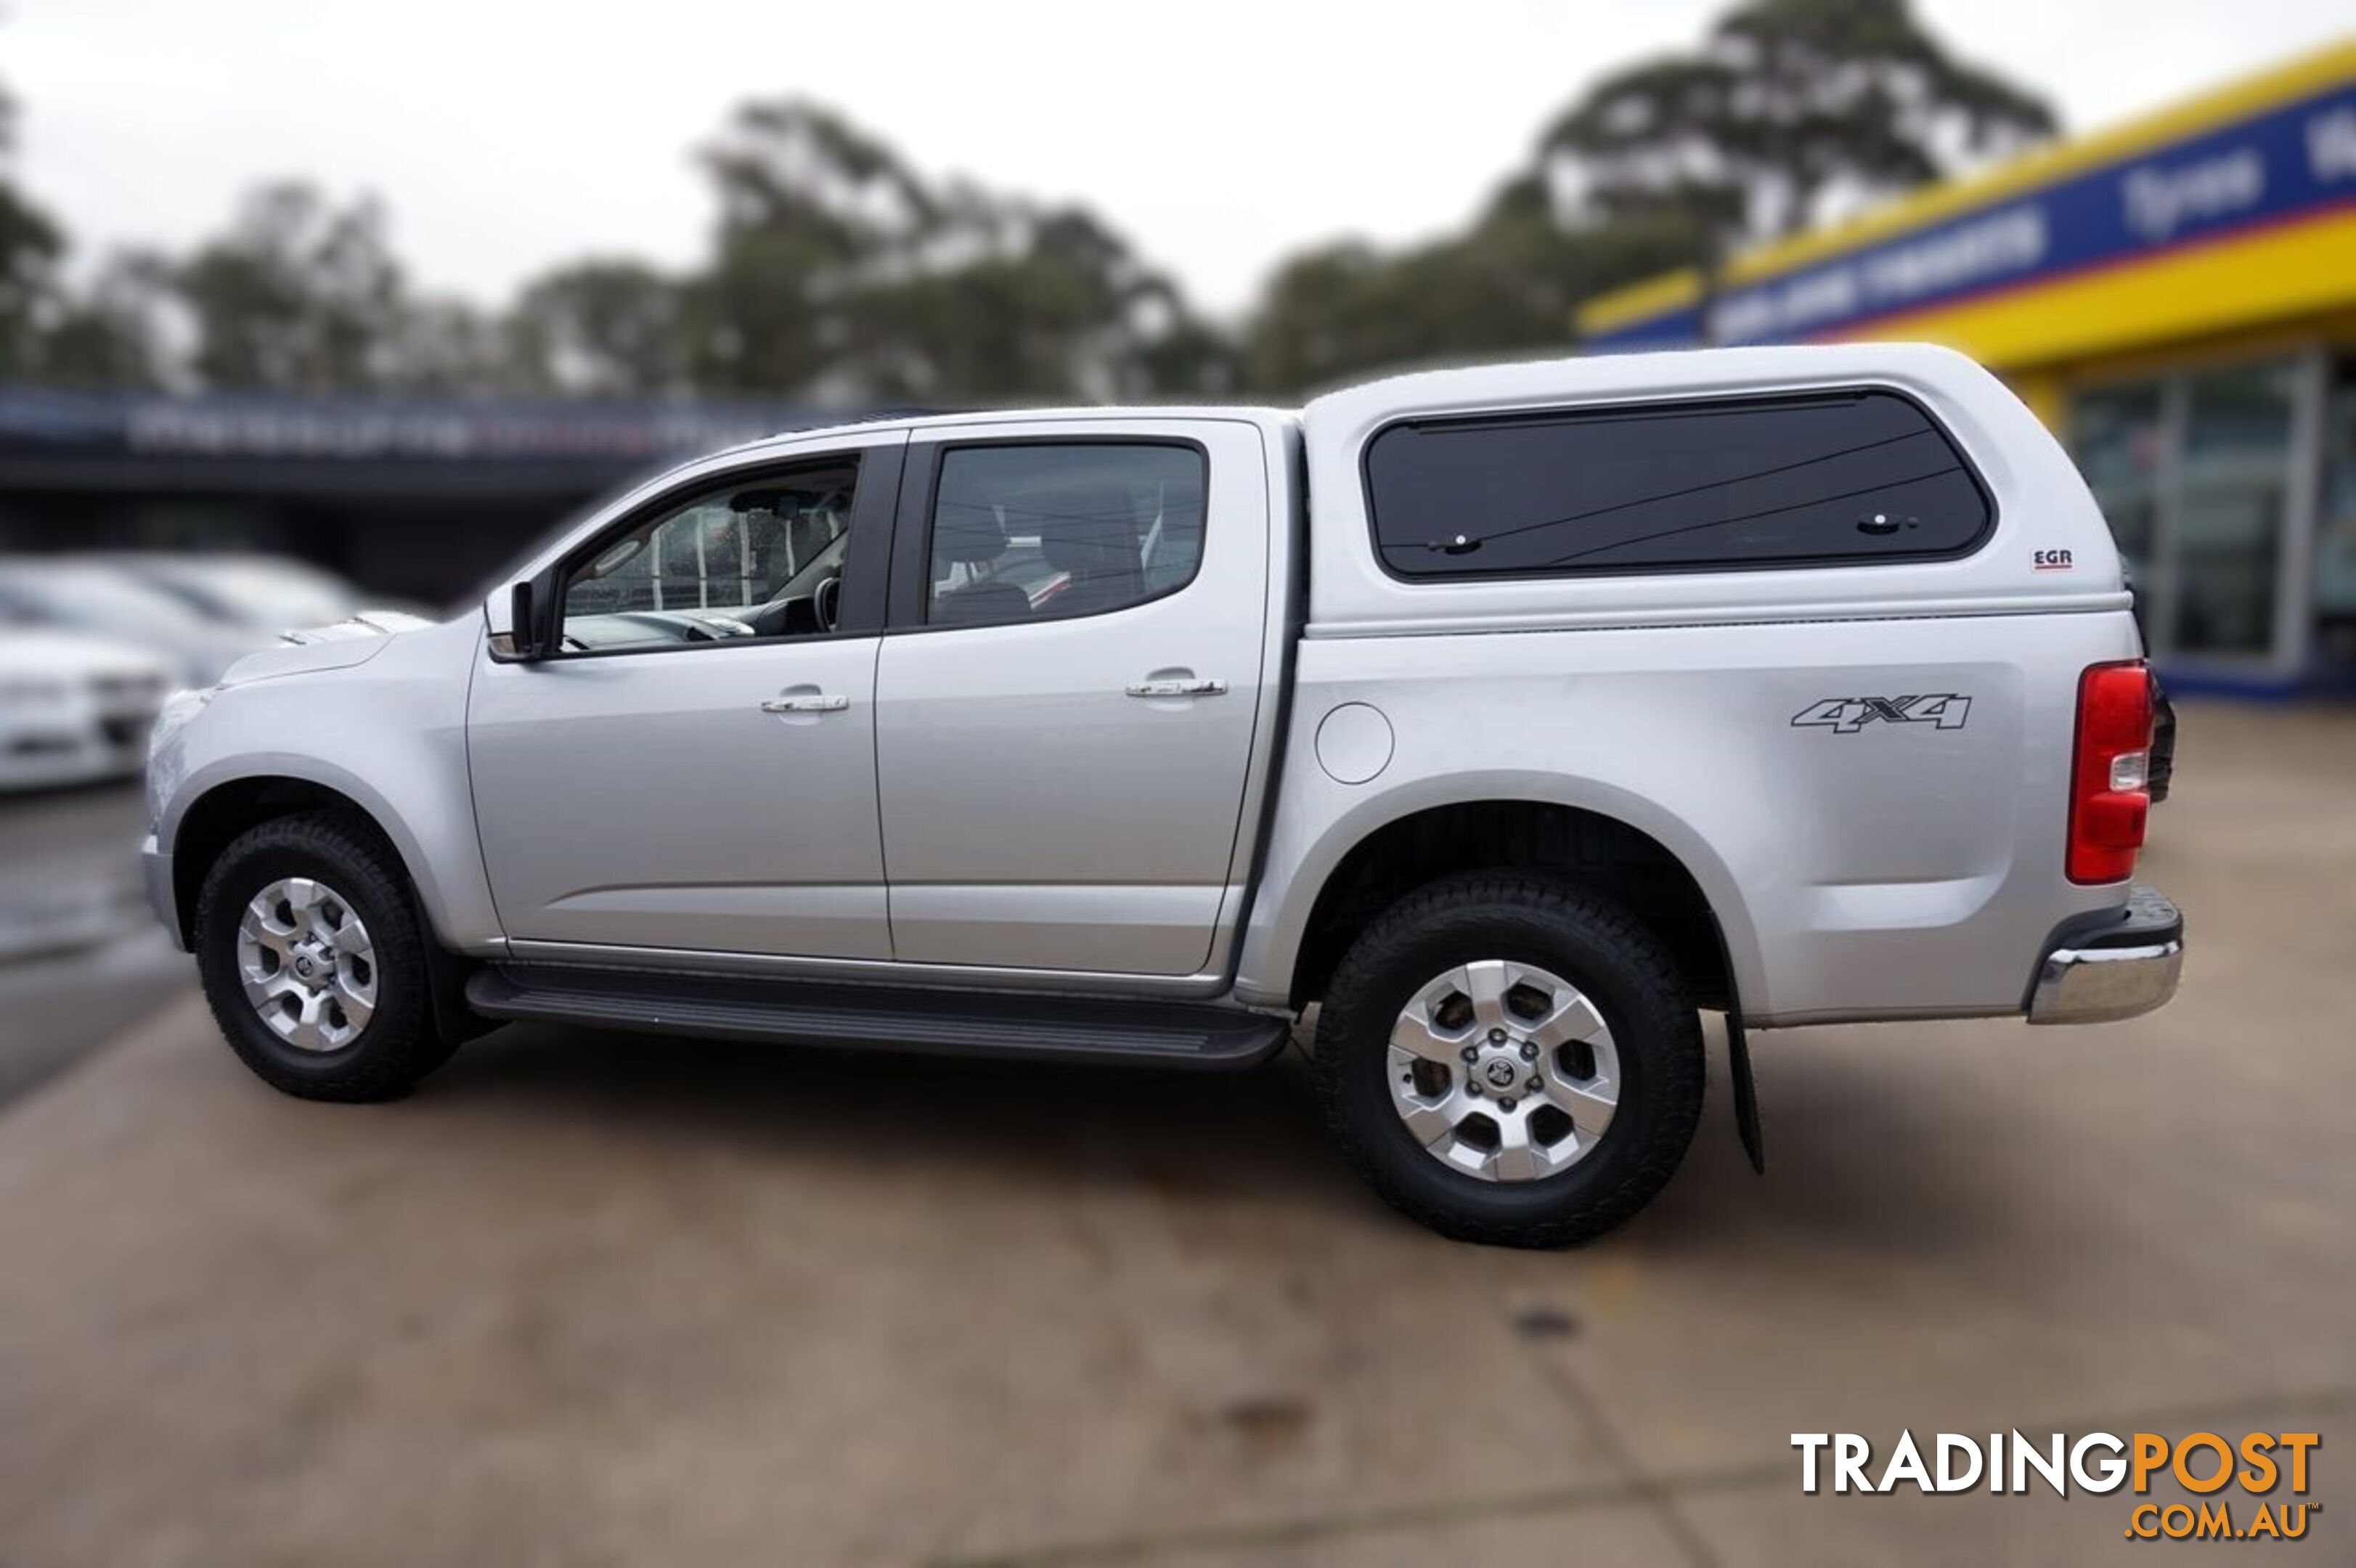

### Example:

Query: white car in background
xmin=0 ymin=626 xmax=171 ymax=792
xmin=111 ymin=552 xmax=432 ymax=636
xmin=0 ymin=559 xmax=267 ymax=687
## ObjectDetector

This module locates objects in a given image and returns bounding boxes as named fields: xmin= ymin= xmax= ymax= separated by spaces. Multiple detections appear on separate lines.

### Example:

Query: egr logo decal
xmin=1791 ymin=695 xmax=1972 ymax=734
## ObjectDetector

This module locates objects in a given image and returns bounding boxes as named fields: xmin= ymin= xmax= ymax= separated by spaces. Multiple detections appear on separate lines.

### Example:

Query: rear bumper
xmin=2026 ymin=884 xmax=2182 ymax=1025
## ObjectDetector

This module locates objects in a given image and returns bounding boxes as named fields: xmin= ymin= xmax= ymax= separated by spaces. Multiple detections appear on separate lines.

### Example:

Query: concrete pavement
xmin=0 ymin=780 xmax=155 ymax=963
xmin=0 ymin=701 xmax=2349 ymax=1566
xmin=0 ymin=780 xmax=194 ymax=1106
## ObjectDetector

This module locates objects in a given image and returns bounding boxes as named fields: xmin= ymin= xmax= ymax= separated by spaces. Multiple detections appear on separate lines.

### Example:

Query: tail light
xmin=2067 ymin=660 xmax=2153 ymax=883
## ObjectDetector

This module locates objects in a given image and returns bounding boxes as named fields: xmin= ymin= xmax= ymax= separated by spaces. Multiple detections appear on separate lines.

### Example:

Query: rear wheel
xmin=1313 ymin=872 xmax=1704 ymax=1246
xmin=193 ymin=812 xmax=455 ymax=1101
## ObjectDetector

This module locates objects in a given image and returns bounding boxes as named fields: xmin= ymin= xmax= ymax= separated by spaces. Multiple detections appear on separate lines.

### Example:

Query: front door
xmin=470 ymin=436 xmax=902 ymax=960
xmin=873 ymin=421 xmax=1270 ymax=976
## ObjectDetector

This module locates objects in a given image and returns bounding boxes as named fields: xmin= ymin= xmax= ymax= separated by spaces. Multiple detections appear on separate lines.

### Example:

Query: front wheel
xmin=193 ymin=812 xmax=455 ymax=1101
xmin=1312 ymin=873 xmax=1705 ymax=1247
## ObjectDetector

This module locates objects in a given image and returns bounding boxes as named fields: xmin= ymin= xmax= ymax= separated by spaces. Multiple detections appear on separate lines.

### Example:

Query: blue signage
xmin=1588 ymin=78 xmax=2356 ymax=350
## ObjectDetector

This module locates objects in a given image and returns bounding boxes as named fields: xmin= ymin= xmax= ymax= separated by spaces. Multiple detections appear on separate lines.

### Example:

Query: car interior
xmin=550 ymin=445 xmax=1208 ymax=652
xmin=557 ymin=463 xmax=858 ymax=652
xmin=924 ymin=444 xmax=1205 ymax=629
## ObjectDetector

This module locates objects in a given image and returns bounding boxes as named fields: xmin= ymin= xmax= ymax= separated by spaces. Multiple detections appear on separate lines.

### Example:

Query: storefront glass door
xmin=2173 ymin=362 xmax=2296 ymax=659
xmin=2315 ymin=359 xmax=2356 ymax=682
xmin=2073 ymin=383 xmax=2164 ymax=642
xmin=2071 ymin=356 xmax=2304 ymax=680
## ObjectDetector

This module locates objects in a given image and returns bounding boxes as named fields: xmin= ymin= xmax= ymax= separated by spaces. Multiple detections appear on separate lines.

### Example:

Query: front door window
xmin=559 ymin=460 xmax=859 ymax=653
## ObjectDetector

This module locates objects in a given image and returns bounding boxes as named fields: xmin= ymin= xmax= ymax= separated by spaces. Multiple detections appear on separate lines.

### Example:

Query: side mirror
xmin=507 ymin=572 xmax=561 ymax=661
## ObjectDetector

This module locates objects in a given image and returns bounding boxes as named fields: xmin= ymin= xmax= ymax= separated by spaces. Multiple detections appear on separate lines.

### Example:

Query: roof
xmin=1302 ymin=341 xmax=1996 ymax=431
xmin=717 ymin=402 xmax=1301 ymax=459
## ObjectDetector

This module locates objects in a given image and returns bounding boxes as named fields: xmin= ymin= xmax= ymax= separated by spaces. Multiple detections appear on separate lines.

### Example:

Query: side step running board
xmin=465 ymin=965 xmax=1292 ymax=1071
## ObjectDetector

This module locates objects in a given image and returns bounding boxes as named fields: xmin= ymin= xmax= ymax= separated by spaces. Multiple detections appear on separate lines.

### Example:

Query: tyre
xmin=1313 ymin=872 xmax=1705 ymax=1247
xmin=193 ymin=811 xmax=455 ymax=1101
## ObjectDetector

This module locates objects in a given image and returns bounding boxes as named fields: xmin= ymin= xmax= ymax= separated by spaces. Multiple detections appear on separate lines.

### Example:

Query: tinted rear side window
xmin=925 ymin=443 xmax=1207 ymax=627
xmin=1363 ymin=391 xmax=1992 ymax=579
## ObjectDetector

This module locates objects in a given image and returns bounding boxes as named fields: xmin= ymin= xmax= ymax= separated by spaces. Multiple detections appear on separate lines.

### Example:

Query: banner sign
xmin=1588 ymin=79 xmax=2356 ymax=351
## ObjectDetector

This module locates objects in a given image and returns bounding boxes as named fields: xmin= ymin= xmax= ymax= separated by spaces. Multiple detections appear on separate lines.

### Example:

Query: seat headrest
xmin=933 ymin=505 xmax=1008 ymax=567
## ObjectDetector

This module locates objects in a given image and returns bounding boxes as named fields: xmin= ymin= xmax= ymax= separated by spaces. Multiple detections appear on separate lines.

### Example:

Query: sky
xmin=8 ymin=0 xmax=2353 ymax=319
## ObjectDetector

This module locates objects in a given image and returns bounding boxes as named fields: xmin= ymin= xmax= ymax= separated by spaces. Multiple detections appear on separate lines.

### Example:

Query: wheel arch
xmin=166 ymin=759 xmax=455 ymax=952
xmin=1250 ymin=773 xmax=1765 ymax=1016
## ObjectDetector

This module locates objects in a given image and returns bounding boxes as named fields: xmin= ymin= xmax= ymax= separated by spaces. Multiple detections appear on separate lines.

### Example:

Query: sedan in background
xmin=0 ymin=560 xmax=267 ymax=687
xmin=0 ymin=626 xmax=171 ymax=792
xmin=111 ymin=552 xmax=432 ymax=637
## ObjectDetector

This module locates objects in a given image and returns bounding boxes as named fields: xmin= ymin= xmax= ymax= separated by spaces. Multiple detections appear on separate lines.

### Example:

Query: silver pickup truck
xmin=143 ymin=343 xmax=2182 ymax=1246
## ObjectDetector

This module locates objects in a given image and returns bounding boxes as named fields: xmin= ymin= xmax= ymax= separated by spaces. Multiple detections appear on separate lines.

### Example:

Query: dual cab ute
xmin=144 ymin=344 xmax=2182 ymax=1246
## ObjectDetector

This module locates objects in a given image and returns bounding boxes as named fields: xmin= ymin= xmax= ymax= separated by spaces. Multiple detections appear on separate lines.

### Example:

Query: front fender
xmin=160 ymin=752 xmax=498 ymax=952
xmin=152 ymin=617 xmax=504 ymax=954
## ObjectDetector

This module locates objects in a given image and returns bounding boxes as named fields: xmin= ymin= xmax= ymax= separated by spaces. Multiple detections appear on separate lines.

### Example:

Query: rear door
xmin=873 ymin=420 xmax=1271 ymax=976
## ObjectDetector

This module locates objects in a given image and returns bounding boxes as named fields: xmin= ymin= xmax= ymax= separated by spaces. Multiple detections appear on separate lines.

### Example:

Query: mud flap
xmin=1726 ymin=1008 xmax=1764 ymax=1175
xmin=1705 ymin=912 xmax=1766 ymax=1175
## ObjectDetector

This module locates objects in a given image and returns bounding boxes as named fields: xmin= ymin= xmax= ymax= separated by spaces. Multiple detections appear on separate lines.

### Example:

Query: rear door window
xmin=1363 ymin=391 xmax=1992 ymax=579
xmin=924 ymin=442 xmax=1206 ymax=628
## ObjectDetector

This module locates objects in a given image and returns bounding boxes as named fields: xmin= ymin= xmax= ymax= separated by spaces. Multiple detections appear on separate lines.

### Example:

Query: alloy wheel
xmin=235 ymin=876 xmax=378 ymax=1052
xmin=1387 ymin=959 xmax=1620 ymax=1182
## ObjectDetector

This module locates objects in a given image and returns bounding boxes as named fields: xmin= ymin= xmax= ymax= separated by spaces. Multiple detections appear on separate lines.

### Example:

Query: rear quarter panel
xmin=1238 ymin=611 xmax=2142 ymax=1022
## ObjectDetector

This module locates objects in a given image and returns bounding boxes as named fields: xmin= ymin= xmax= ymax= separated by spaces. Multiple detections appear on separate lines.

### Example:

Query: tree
xmin=685 ymin=100 xmax=932 ymax=396
xmin=0 ymin=75 xmax=63 ymax=380
xmin=175 ymin=181 xmax=408 ymax=392
xmin=1246 ymin=0 xmax=2063 ymax=382
xmin=510 ymin=258 xmax=685 ymax=396
xmin=1 ymin=4 xmax=2065 ymax=401
xmin=1539 ymin=0 xmax=2056 ymax=261
xmin=1244 ymin=176 xmax=1691 ymax=396
xmin=859 ymin=203 xmax=1231 ymax=402
xmin=686 ymin=99 xmax=1231 ymax=402
xmin=380 ymin=295 xmax=527 ymax=395
xmin=35 ymin=250 xmax=171 ymax=390
xmin=1 ymin=59 xmax=165 ymax=390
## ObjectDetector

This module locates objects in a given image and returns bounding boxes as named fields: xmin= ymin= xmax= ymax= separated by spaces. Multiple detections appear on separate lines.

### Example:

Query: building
xmin=1578 ymin=39 xmax=2356 ymax=695
xmin=0 ymin=388 xmax=826 ymax=604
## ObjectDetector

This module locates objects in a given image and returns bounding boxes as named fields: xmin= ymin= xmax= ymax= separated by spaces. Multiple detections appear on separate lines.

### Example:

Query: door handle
xmin=759 ymin=693 xmax=849 ymax=714
xmin=1125 ymin=677 xmax=1228 ymax=698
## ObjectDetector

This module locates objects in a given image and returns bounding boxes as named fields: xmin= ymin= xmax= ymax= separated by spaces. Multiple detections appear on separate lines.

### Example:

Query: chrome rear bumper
xmin=2027 ymin=885 xmax=2182 ymax=1025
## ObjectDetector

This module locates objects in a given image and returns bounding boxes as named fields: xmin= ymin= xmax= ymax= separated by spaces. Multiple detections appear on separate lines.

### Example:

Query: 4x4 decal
xmin=1790 ymin=694 xmax=1972 ymax=734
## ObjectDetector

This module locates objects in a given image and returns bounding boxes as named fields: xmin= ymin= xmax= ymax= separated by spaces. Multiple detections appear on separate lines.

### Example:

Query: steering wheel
xmin=813 ymin=573 xmax=842 ymax=634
